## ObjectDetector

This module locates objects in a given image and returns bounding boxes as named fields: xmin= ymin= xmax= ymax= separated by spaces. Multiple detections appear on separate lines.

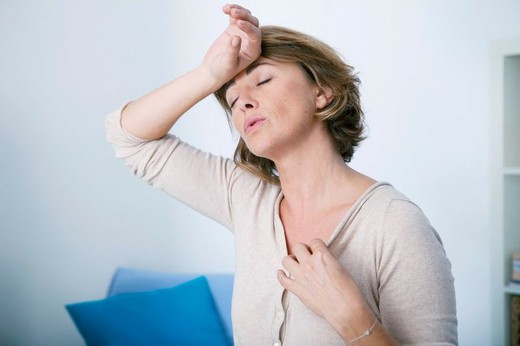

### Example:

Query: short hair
xmin=214 ymin=25 xmax=366 ymax=185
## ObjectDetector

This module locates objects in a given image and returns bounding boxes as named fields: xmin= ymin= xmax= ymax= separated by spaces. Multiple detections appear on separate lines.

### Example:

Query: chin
xmin=244 ymin=136 xmax=280 ymax=161
xmin=246 ymin=143 xmax=273 ymax=161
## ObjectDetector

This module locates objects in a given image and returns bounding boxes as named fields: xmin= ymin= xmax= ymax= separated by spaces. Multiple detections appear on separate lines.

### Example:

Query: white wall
xmin=1 ymin=0 xmax=519 ymax=344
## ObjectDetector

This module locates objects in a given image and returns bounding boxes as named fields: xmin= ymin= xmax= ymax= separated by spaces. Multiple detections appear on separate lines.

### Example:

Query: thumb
xmin=231 ymin=35 xmax=241 ymax=48
xmin=227 ymin=35 xmax=241 ymax=64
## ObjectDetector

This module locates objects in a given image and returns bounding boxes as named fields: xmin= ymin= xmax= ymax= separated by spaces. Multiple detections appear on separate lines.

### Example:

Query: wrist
xmin=345 ymin=318 xmax=377 ymax=344
xmin=335 ymin=313 xmax=398 ymax=346
xmin=333 ymin=306 xmax=376 ymax=342
xmin=195 ymin=63 xmax=230 ymax=93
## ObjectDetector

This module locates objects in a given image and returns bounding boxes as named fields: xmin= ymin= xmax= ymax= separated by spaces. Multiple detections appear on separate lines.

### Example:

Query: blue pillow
xmin=66 ymin=276 xmax=230 ymax=346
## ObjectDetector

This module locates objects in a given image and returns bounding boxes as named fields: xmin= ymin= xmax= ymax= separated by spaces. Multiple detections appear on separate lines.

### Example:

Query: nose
xmin=236 ymin=93 xmax=259 ymax=112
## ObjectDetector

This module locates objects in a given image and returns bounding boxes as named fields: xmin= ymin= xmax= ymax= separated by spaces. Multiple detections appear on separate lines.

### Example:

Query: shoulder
xmin=378 ymin=187 xmax=447 ymax=261
xmin=363 ymin=182 xmax=443 ymax=244
xmin=364 ymin=183 xmax=425 ymax=220
xmin=364 ymin=182 xmax=412 ymax=205
xmin=358 ymin=183 xmax=420 ymax=221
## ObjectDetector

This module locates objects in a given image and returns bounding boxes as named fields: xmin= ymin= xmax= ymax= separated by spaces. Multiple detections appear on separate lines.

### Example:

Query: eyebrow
xmin=225 ymin=61 xmax=274 ymax=90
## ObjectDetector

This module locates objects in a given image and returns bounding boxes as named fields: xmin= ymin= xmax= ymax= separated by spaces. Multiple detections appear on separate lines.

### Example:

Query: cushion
xmin=105 ymin=267 xmax=234 ymax=342
xmin=66 ymin=276 xmax=230 ymax=346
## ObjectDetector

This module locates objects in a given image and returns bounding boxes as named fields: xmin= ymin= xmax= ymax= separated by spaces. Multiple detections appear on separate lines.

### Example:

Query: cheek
xmin=230 ymin=114 xmax=243 ymax=134
xmin=276 ymin=89 xmax=316 ymax=121
xmin=279 ymin=81 xmax=315 ymax=109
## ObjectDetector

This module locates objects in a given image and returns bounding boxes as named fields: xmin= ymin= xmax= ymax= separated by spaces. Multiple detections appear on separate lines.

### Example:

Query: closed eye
xmin=257 ymin=78 xmax=272 ymax=86
xmin=228 ymin=78 xmax=272 ymax=109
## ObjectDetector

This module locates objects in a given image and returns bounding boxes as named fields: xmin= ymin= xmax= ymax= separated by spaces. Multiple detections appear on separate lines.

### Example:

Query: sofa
xmin=66 ymin=267 xmax=234 ymax=345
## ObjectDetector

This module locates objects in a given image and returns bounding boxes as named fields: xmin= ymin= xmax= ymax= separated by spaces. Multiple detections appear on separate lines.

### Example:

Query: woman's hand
xmin=277 ymin=239 xmax=381 ymax=342
xmin=203 ymin=4 xmax=261 ymax=89
xmin=120 ymin=4 xmax=260 ymax=140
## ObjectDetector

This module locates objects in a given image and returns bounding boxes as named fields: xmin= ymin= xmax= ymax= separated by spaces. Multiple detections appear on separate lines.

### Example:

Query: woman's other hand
xmin=203 ymin=4 xmax=261 ymax=89
xmin=277 ymin=239 xmax=382 ymax=343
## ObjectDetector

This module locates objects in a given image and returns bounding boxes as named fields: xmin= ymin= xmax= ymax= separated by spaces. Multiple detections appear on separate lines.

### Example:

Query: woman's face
xmin=225 ymin=58 xmax=330 ymax=161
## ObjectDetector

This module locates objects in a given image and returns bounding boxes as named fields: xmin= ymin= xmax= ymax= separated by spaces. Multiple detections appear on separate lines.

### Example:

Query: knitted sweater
xmin=106 ymin=107 xmax=457 ymax=345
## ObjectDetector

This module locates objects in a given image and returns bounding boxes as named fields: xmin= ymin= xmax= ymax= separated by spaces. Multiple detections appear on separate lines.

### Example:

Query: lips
xmin=244 ymin=116 xmax=266 ymax=134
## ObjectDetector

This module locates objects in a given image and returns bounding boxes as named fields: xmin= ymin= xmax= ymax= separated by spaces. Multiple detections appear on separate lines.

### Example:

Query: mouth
xmin=244 ymin=116 xmax=266 ymax=134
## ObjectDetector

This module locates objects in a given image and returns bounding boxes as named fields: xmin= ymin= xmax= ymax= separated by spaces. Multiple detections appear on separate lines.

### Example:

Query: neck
xmin=274 ymin=135 xmax=365 ymax=215
xmin=266 ymin=122 xmax=375 ymax=215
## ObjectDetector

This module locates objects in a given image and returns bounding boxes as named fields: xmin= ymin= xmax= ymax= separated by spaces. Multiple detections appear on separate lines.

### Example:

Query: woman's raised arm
xmin=121 ymin=4 xmax=261 ymax=140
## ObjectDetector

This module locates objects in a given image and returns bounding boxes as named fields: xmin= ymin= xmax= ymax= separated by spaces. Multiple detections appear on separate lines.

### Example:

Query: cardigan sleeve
xmin=377 ymin=199 xmax=458 ymax=345
xmin=104 ymin=106 xmax=246 ymax=230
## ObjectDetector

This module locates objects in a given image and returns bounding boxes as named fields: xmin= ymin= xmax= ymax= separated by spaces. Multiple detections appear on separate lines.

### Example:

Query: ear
xmin=315 ymin=86 xmax=334 ymax=110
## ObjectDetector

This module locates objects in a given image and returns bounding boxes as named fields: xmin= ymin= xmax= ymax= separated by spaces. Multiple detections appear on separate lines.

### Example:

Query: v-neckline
xmin=273 ymin=181 xmax=390 ymax=257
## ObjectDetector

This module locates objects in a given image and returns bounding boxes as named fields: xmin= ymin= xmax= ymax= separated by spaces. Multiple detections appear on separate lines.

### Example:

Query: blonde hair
xmin=214 ymin=25 xmax=365 ymax=185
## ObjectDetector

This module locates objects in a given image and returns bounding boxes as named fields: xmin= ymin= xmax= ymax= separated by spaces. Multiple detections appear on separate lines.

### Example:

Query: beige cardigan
xmin=106 ymin=107 xmax=457 ymax=345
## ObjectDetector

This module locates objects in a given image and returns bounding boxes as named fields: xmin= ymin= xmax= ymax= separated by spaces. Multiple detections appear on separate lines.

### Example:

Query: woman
xmin=106 ymin=4 xmax=457 ymax=345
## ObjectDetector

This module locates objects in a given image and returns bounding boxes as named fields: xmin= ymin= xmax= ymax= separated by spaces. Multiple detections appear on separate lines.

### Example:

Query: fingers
xmin=292 ymin=242 xmax=312 ymax=260
xmin=280 ymin=243 xmax=315 ymax=282
xmin=282 ymin=243 xmax=311 ymax=271
xmin=277 ymin=269 xmax=295 ymax=291
xmin=221 ymin=3 xmax=260 ymax=61
xmin=223 ymin=3 xmax=250 ymax=14
xmin=281 ymin=254 xmax=298 ymax=276
xmin=309 ymin=238 xmax=328 ymax=253
xmin=235 ymin=19 xmax=260 ymax=37
xmin=279 ymin=240 xmax=332 ymax=282
xmin=223 ymin=4 xmax=260 ymax=27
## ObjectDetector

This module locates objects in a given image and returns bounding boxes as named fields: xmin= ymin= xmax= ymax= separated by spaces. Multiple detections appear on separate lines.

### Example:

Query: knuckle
xmin=293 ymin=242 xmax=305 ymax=251
xmin=309 ymin=238 xmax=323 ymax=247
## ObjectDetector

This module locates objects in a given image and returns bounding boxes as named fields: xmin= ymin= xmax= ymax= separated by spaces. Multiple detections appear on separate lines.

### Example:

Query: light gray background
xmin=1 ymin=0 xmax=519 ymax=344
